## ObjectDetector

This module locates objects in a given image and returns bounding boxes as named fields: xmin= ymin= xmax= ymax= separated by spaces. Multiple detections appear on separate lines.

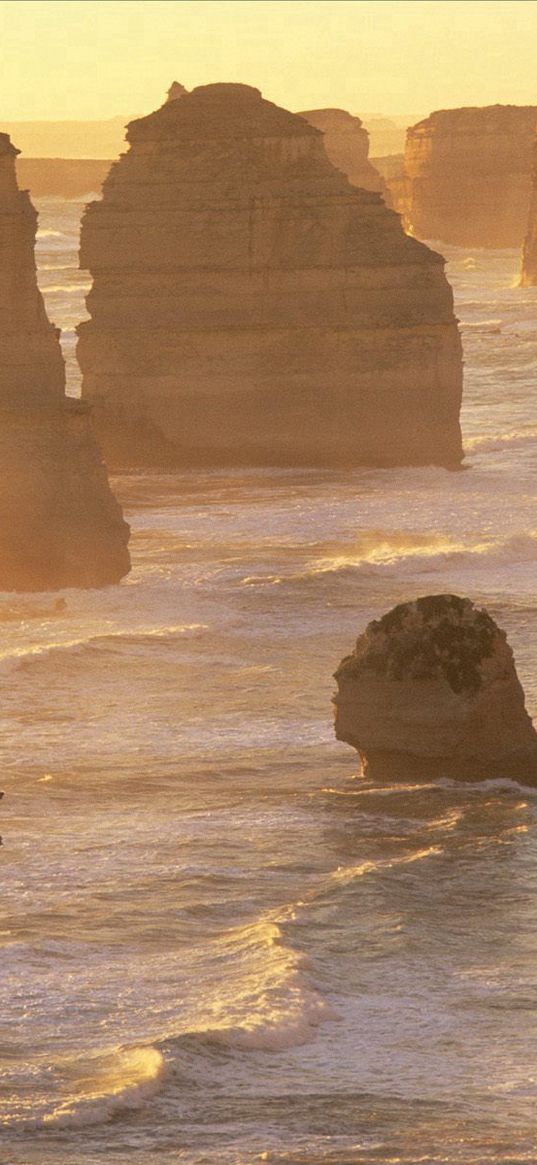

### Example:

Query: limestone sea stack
xmin=0 ymin=134 xmax=130 ymax=590
xmin=334 ymin=595 xmax=537 ymax=784
xmin=520 ymin=126 xmax=537 ymax=285
xmin=402 ymin=105 xmax=537 ymax=248
xmin=78 ymin=83 xmax=463 ymax=469
xmin=298 ymin=108 xmax=390 ymax=202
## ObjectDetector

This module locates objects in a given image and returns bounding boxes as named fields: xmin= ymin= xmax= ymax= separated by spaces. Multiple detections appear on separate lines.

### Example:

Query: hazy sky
xmin=1 ymin=0 xmax=537 ymax=121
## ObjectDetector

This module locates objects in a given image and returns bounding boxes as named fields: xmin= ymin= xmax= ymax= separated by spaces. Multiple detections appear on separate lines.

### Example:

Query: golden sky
xmin=1 ymin=0 xmax=536 ymax=121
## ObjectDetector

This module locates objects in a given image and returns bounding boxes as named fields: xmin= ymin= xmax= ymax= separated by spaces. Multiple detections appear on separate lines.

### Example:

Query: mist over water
xmin=2 ymin=204 xmax=537 ymax=1161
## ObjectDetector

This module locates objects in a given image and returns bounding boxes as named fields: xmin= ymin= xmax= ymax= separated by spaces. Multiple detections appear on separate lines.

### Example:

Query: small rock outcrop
xmin=0 ymin=133 xmax=130 ymax=590
xmin=334 ymin=595 xmax=537 ymax=783
xmin=166 ymin=81 xmax=187 ymax=103
xmin=298 ymin=108 xmax=390 ymax=202
xmin=402 ymin=105 xmax=537 ymax=247
xmin=77 ymin=83 xmax=463 ymax=470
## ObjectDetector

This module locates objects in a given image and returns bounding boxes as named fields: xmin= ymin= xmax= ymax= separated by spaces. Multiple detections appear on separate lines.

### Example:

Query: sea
xmin=2 ymin=198 xmax=537 ymax=1164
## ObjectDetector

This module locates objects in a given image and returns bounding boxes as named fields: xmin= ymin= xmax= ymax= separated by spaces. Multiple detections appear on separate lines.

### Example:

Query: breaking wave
xmin=465 ymin=429 xmax=537 ymax=454
xmin=0 ymin=623 xmax=209 ymax=673
xmin=3 ymin=1046 xmax=166 ymax=1132
xmin=252 ymin=532 xmax=537 ymax=588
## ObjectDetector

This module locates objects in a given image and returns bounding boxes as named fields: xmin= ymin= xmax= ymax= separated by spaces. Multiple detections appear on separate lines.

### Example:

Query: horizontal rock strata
xmin=78 ymin=83 xmax=463 ymax=469
xmin=334 ymin=595 xmax=537 ymax=783
xmin=0 ymin=133 xmax=130 ymax=590
xmin=402 ymin=105 xmax=537 ymax=247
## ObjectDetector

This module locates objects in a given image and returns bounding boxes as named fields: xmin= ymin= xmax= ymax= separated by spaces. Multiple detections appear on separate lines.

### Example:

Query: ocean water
xmin=1 ymin=202 xmax=537 ymax=1163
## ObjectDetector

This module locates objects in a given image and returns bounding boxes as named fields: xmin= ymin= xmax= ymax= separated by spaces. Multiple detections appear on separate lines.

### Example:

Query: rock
xmin=166 ymin=81 xmax=187 ymax=103
xmin=364 ymin=117 xmax=410 ymax=157
xmin=298 ymin=108 xmax=390 ymax=202
xmin=77 ymin=82 xmax=463 ymax=470
xmin=520 ymin=128 xmax=537 ymax=285
xmin=373 ymin=154 xmax=408 ymax=218
xmin=334 ymin=595 xmax=537 ymax=783
xmin=0 ymin=133 xmax=130 ymax=590
xmin=402 ymin=105 xmax=537 ymax=247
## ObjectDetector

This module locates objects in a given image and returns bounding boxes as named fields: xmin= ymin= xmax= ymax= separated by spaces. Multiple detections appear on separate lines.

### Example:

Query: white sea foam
xmin=332 ymin=844 xmax=443 ymax=887
xmin=465 ymin=429 xmax=537 ymax=453
xmin=189 ymin=914 xmax=338 ymax=1053
xmin=2 ymin=1047 xmax=166 ymax=1131
xmin=0 ymin=622 xmax=209 ymax=673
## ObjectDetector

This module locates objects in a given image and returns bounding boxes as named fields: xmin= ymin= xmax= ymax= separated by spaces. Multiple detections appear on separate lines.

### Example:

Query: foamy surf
xmin=0 ymin=622 xmax=209 ymax=672
xmin=4 ymin=216 xmax=537 ymax=1164
xmin=187 ymin=914 xmax=338 ymax=1052
xmin=332 ymin=845 xmax=444 ymax=887
xmin=2 ymin=1046 xmax=166 ymax=1131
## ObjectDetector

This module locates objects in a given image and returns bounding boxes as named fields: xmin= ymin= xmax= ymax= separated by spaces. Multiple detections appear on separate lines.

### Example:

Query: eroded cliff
xmin=298 ymin=108 xmax=390 ymax=202
xmin=78 ymin=83 xmax=463 ymax=469
xmin=0 ymin=133 xmax=130 ymax=590
xmin=402 ymin=105 xmax=537 ymax=247
xmin=520 ymin=123 xmax=537 ymax=285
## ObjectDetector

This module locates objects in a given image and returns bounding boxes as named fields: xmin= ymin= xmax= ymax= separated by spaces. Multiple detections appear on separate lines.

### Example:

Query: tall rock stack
xmin=402 ymin=105 xmax=537 ymax=247
xmin=78 ymin=83 xmax=463 ymax=469
xmin=298 ymin=108 xmax=391 ymax=204
xmin=520 ymin=120 xmax=537 ymax=285
xmin=0 ymin=133 xmax=130 ymax=591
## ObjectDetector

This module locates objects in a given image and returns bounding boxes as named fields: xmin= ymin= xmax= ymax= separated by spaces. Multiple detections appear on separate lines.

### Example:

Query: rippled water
xmin=1 ymin=204 xmax=537 ymax=1162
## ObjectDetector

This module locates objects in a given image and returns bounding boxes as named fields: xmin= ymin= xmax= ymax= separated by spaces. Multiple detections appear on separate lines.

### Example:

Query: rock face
xmin=520 ymin=131 xmax=537 ymax=285
xmin=334 ymin=595 xmax=537 ymax=783
xmin=373 ymin=154 xmax=409 ymax=219
xmin=403 ymin=105 xmax=537 ymax=247
xmin=78 ymin=82 xmax=463 ymax=470
xmin=166 ymin=81 xmax=187 ymax=103
xmin=298 ymin=108 xmax=390 ymax=202
xmin=0 ymin=133 xmax=130 ymax=590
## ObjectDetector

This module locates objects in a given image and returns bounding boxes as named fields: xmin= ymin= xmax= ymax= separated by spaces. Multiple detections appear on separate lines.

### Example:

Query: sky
xmin=1 ymin=0 xmax=537 ymax=121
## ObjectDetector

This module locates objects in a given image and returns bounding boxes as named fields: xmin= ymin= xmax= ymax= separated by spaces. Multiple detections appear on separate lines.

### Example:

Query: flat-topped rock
xmin=0 ymin=135 xmax=130 ymax=590
xmin=334 ymin=595 xmax=537 ymax=783
xmin=402 ymin=105 xmax=537 ymax=247
xmin=78 ymin=83 xmax=463 ymax=469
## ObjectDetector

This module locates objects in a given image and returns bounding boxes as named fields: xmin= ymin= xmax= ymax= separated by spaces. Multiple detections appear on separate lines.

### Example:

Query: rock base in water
xmin=0 ymin=400 xmax=130 ymax=590
xmin=334 ymin=595 xmax=537 ymax=784
xmin=0 ymin=131 xmax=130 ymax=591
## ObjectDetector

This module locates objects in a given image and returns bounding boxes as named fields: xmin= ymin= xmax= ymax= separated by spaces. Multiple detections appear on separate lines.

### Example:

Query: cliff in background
xmin=298 ymin=108 xmax=390 ymax=203
xmin=0 ymin=134 xmax=130 ymax=591
xmin=78 ymin=82 xmax=463 ymax=470
xmin=401 ymin=105 xmax=537 ymax=247
xmin=16 ymin=158 xmax=110 ymax=198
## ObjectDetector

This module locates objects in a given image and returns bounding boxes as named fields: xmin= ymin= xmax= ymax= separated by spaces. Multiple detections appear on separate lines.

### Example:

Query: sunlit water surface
xmin=2 ymin=203 xmax=537 ymax=1163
